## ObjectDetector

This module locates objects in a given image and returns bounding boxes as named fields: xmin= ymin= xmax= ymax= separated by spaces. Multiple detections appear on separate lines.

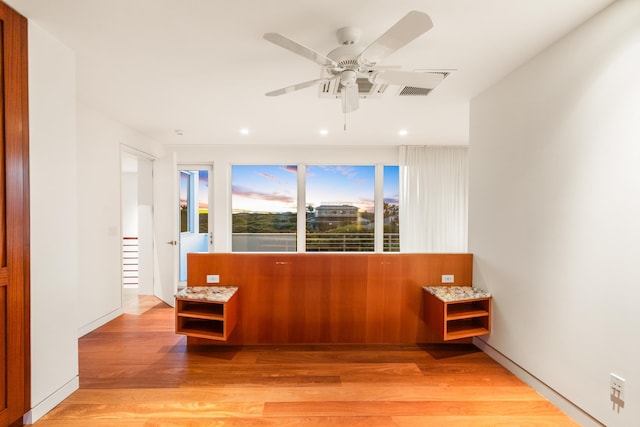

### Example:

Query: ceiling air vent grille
xmin=398 ymin=87 xmax=433 ymax=96
xmin=397 ymin=71 xmax=451 ymax=97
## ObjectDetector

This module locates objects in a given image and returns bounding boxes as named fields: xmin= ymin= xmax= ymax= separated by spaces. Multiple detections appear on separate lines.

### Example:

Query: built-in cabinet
xmin=423 ymin=286 xmax=492 ymax=341
xmin=185 ymin=253 xmax=474 ymax=344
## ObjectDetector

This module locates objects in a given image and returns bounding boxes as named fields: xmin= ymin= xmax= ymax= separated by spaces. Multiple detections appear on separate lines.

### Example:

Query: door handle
xmin=166 ymin=240 xmax=178 ymax=246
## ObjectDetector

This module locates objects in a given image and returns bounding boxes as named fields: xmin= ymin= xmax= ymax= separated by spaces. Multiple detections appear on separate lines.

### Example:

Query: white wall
xmin=469 ymin=1 xmax=640 ymax=426
xmin=25 ymin=19 xmax=165 ymax=423
xmin=26 ymin=22 xmax=79 ymax=423
xmin=76 ymin=103 xmax=163 ymax=335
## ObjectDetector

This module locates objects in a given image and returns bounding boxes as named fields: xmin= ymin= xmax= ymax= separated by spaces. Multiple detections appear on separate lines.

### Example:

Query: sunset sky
xmin=231 ymin=165 xmax=399 ymax=214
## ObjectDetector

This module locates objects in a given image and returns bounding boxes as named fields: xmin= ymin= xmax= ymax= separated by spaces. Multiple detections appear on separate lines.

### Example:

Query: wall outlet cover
xmin=441 ymin=274 xmax=454 ymax=283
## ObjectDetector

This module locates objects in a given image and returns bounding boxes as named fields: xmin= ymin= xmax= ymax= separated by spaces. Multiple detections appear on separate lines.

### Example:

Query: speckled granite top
xmin=175 ymin=286 xmax=238 ymax=302
xmin=423 ymin=286 xmax=491 ymax=302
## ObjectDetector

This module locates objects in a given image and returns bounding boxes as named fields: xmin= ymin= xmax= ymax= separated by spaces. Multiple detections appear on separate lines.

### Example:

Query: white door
xmin=153 ymin=153 xmax=179 ymax=306
xmin=178 ymin=165 xmax=213 ymax=287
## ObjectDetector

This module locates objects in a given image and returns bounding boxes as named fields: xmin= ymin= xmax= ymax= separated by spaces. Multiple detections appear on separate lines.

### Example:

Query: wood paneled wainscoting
xmin=186 ymin=253 xmax=472 ymax=345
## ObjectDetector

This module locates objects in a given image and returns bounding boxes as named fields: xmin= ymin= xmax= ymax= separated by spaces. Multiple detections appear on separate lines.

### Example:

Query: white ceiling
xmin=7 ymin=0 xmax=614 ymax=147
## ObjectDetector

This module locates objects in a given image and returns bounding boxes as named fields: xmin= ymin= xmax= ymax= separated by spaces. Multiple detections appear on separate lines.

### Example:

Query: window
xmin=231 ymin=165 xmax=297 ymax=252
xmin=306 ymin=166 xmax=374 ymax=252
xmin=383 ymin=165 xmax=400 ymax=252
xmin=231 ymin=164 xmax=398 ymax=252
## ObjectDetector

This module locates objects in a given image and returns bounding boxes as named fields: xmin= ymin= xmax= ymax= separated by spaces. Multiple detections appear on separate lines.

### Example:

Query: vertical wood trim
xmin=0 ymin=1 xmax=30 ymax=425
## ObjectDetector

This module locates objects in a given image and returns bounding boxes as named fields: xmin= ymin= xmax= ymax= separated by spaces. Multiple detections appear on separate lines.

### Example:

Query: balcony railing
xmin=232 ymin=233 xmax=399 ymax=252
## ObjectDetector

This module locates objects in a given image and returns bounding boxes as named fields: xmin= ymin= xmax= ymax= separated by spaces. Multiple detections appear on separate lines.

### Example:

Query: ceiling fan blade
xmin=358 ymin=11 xmax=433 ymax=66
xmin=264 ymin=32 xmax=338 ymax=67
xmin=265 ymin=77 xmax=329 ymax=96
xmin=370 ymin=70 xmax=445 ymax=88
xmin=341 ymin=83 xmax=359 ymax=113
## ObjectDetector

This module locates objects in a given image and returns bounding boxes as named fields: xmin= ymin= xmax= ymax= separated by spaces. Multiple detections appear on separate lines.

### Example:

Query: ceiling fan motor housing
xmin=326 ymin=44 xmax=362 ymax=71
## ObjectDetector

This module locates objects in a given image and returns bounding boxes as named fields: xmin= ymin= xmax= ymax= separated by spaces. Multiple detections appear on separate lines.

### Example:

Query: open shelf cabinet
xmin=423 ymin=288 xmax=491 ymax=342
xmin=175 ymin=290 xmax=238 ymax=341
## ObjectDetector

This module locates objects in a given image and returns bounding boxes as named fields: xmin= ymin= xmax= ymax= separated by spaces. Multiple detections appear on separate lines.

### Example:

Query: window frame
xmin=231 ymin=163 xmax=398 ymax=253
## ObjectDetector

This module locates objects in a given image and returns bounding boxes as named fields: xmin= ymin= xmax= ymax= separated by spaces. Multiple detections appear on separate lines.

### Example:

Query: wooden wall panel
xmin=187 ymin=253 xmax=472 ymax=345
xmin=0 ymin=3 xmax=29 ymax=426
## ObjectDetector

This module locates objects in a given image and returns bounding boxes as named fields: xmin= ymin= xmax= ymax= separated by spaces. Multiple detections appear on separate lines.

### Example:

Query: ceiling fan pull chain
xmin=344 ymin=112 xmax=347 ymax=131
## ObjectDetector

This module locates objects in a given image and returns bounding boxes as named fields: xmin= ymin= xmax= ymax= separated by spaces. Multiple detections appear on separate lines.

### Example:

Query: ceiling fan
xmin=263 ymin=10 xmax=444 ymax=114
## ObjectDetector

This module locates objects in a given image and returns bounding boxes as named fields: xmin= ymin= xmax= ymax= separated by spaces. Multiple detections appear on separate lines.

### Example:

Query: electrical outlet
xmin=206 ymin=274 xmax=220 ymax=284
xmin=611 ymin=373 xmax=625 ymax=401
xmin=441 ymin=274 xmax=454 ymax=283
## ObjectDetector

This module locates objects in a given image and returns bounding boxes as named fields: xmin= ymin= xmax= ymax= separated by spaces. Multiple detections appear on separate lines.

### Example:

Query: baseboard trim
xmin=473 ymin=337 xmax=604 ymax=427
xmin=78 ymin=307 xmax=122 ymax=337
xmin=23 ymin=376 xmax=79 ymax=425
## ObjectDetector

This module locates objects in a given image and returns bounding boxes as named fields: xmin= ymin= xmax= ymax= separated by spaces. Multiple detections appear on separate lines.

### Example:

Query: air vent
xmin=319 ymin=77 xmax=387 ymax=99
xmin=398 ymin=87 xmax=433 ymax=96
xmin=397 ymin=70 xmax=451 ymax=97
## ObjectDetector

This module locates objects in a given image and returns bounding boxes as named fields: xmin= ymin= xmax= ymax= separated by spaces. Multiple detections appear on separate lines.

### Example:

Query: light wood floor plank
xmin=34 ymin=297 xmax=579 ymax=426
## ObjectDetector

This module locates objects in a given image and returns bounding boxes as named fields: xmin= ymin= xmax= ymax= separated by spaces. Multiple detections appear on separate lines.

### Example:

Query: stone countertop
xmin=175 ymin=286 xmax=238 ymax=303
xmin=423 ymin=286 xmax=491 ymax=302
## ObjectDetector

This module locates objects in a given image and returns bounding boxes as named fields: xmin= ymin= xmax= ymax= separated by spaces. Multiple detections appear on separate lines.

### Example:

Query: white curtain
xmin=399 ymin=146 xmax=468 ymax=252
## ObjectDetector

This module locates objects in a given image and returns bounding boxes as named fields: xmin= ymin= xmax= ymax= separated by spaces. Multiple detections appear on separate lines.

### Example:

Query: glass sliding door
xmin=179 ymin=166 xmax=212 ymax=284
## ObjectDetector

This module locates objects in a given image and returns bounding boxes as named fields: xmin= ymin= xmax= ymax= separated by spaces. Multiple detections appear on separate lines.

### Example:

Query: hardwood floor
xmin=34 ymin=299 xmax=579 ymax=426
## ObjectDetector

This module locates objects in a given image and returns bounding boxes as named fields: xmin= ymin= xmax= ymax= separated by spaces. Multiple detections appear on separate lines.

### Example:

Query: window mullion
xmin=374 ymin=165 xmax=384 ymax=252
xmin=297 ymin=164 xmax=306 ymax=252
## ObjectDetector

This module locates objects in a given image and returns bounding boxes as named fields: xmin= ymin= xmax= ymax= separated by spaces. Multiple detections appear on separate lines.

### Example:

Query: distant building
xmin=307 ymin=204 xmax=360 ymax=231
xmin=315 ymin=204 xmax=358 ymax=222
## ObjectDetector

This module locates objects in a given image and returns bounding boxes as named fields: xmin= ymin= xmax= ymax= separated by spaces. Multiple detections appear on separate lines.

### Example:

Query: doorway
xmin=178 ymin=166 xmax=213 ymax=287
xmin=121 ymin=149 xmax=156 ymax=313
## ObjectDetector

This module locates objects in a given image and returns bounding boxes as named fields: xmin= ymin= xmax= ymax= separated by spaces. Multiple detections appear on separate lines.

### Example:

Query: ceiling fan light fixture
xmin=263 ymin=11 xmax=436 ymax=115
xmin=339 ymin=70 xmax=358 ymax=87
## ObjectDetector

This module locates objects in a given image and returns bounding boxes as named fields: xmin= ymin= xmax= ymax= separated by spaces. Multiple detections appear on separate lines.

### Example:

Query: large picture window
xmin=305 ymin=166 xmax=375 ymax=252
xmin=306 ymin=166 xmax=374 ymax=252
xmin=231 ymin=165 xmax=297 ymax=252
xmin=231 ymin=164 xmax=398 ymax=252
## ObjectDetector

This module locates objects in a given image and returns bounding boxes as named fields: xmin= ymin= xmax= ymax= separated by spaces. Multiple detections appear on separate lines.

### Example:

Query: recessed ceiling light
xmin=319 ymin=129 xmax=328 ymax=136
xmin=239 ymin=128 xmax=250 ymax=135
xmin=398 ymin=129 xmax=408 ymax=136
